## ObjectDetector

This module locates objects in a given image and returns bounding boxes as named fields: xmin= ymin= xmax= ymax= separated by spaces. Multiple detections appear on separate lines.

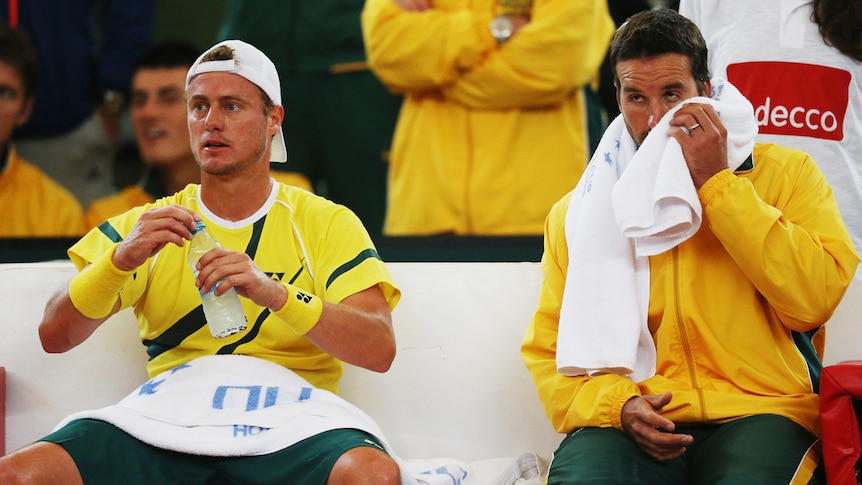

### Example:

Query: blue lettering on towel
xmin=212 ymin=385 xmax=279 ymax=411
xmin=211 ymin=386 xmax=313 ymax=411
xmin=233 ymin=424 xmax=270 ymax=437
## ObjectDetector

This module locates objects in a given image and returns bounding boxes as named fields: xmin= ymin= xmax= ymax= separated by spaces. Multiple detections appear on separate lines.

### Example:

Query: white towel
xmin=556 ymin=79 xmax=756 ymax=382
xmin=54 ymin=354 xmax=459 ymax=485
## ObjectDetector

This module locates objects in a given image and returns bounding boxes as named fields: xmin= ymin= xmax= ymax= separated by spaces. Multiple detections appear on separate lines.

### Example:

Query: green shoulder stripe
xmin=326 ymin=248 xmax=382 ymax=290
xmin=98 ymin=221 xmax=123 ymax=243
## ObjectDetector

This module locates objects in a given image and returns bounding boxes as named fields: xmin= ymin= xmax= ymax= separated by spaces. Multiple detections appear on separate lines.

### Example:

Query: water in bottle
xmin=187 ymin=221 xmax=248 ymax=338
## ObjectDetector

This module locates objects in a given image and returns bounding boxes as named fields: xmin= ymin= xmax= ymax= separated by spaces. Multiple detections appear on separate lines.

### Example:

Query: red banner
xmin=727 ymin=61 xmax=850 ymax=142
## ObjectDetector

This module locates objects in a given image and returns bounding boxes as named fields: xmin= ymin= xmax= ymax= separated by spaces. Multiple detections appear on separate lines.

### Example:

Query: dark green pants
xmin=548 ymin=414 xmax=824 ymax=485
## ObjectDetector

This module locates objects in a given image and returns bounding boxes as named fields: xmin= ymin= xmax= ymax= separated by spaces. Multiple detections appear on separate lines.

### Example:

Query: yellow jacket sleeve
xmin=362 ymin=0 xmax=614 ymax=109
xmin=700 ymin=145 xmax=859 ymax=330
xmin=362 ymin=0 xmax=495 ymax=94
xmin=443 ymin=0 xmax=614 ymax=109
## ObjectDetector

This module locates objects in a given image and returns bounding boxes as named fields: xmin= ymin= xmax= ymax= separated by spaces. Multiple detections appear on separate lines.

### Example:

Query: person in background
xmin=521 ymin=9 xmax=858 ymax=484
xmin=0 ymin=24 xmax=84 ymax=237
xmin=217 ymin=0 xmax=401 ymax=236
xmin=362 ymin=0 xmax=615 ymax=236
xmin=679 ymin=0 xmax=862 ymax=260
xmin=3 ymin=0 xmax=155 ymax=207
xmin=0 ymin=39 xmax=407 ymax=484
xmin=85 ymin=40 xmax=202 ymax=229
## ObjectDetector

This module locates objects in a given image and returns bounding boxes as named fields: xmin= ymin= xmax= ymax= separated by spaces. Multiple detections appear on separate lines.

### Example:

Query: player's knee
xmin=328 ymin=446 xmax=401 ymax=485
xmin=0 ymin=442 xmax=82 ymax=485
xmin=0 ymin=451 xmax=39 ymax=485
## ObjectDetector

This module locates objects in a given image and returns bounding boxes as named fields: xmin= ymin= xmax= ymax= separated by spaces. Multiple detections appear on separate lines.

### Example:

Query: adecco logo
xmin=727 ymin=61 xmax=850 ymax=141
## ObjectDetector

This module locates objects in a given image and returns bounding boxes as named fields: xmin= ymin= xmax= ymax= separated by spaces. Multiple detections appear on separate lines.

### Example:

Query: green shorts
xmin=548 ymin=414 xmax=824 ymax=485
xmin=41 ymin=418 xmax=388 ymax=485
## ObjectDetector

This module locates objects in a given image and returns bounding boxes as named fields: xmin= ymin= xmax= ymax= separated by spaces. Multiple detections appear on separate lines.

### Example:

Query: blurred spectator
xmin=85 ymin=40 xmax=202 ymax=229
xmin=217 ymin=0 xmax=402 ymax=236
xmin=680 ymin=0 xmax=862 ymax=256
xmin=0 ymin=24 xmax=84 ymax=237
xmin=362 ymin=0 xmax=615 ymax=235
xmin=3 ymin=0 xmax=155 ymax=207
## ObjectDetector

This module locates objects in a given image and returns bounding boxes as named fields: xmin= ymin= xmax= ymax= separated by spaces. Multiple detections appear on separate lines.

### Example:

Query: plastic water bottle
xmin=187 ymin=221 xmax=247 ymax=338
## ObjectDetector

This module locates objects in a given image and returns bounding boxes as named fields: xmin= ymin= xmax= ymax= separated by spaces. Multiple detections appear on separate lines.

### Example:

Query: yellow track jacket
xmin=0 ymin=147 xmax=85 ymax=237
xmin=362 ymin=0 xmax=614 ymax=235
xmin=522 ymin=143 xmax=859 ymax=437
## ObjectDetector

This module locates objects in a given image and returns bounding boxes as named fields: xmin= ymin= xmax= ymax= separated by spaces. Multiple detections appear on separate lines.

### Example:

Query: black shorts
xmin=42 ymin=418 xmax=387 ymax=485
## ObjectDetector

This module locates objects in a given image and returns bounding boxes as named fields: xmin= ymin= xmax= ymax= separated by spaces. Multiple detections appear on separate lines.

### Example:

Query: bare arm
xmin=303 ymin=286 xmax=395 ymax=373
xmin=39 ymin=281 xmax=121 ymax=353
xmin=40 ymin=205 xmax=199 ymax=353
xmin=194 ymin=248 xmax=396 ymax=373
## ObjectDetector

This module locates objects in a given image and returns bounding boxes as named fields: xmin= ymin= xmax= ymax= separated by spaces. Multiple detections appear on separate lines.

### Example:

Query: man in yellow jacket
xmin=362 ymin=0 xmax=614 ymax=235
xmin=521 ymin=9 xmax=859 ymax=484
xmin=0 ymin=24 xmax=84 ymax=237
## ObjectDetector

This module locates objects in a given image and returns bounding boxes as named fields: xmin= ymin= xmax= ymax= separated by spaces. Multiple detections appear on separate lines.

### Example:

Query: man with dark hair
xmin=0 ymin=24 xmax=84 ymax=236
xmin=522 ymin=8 xmax=858 ymax=484
xmin=0 ymin=39 xmax=406 ymax=484
xmin=85 ymin=40 xmax=203 ymax=229
xmin=4 ymin=0 xmax=155 ymax=207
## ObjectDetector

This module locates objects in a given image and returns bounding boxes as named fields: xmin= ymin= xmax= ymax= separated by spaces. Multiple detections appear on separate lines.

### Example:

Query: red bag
xmin=821 ymin=361 xmax=862 ymax=485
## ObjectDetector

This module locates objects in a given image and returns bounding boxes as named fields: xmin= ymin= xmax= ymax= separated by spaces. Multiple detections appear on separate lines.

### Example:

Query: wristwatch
xmin=102 ymin=90 xmax=126 ymax=116
xmin=489 ymin=15 xmax=514 ymax=44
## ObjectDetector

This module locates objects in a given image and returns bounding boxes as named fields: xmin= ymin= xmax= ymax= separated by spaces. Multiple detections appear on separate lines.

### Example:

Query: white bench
xmin=1 ymin=261 xmax=859 ymax=479
xmin=0 ymin=261 xmax=557 ymax=479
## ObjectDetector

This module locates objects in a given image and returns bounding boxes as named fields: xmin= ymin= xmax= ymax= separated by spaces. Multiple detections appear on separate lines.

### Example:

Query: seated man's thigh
xmin=690 ymin=414 xmax=824 ymax=485
xmin=218 ymin=428 xmax=392 ymax=484
xmin=548 ymin=427 xmax=688 ymax=485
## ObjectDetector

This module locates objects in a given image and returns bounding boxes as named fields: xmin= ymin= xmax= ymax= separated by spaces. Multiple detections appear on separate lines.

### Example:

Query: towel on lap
xmin=54 ymin=354 xmax=453 ymax=485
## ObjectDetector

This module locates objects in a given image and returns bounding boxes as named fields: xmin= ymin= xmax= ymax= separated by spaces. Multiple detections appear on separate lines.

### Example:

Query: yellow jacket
xmin=522 ymin=143 xmax=859 ymax=437
xmin=0 ymin=147 xmax=85 ymax=237
xmin=362 ymin=0 xmax=614 ymax=235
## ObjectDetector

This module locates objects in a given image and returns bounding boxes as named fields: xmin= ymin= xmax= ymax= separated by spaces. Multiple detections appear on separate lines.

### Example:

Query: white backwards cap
xmin=185 ymin=39 xmax=287 ymax=163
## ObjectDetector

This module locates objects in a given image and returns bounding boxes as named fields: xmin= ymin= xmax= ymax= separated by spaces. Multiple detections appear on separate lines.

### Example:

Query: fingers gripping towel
xmin=556 ymin=79 xmax=756 ymax=382
xmin=613 ymin=79 xmax=758 ymax=256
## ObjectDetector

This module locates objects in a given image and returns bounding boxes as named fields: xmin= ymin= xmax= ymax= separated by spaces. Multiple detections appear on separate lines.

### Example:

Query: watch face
xmin=490 ymin=16 xmax=513 ymax=42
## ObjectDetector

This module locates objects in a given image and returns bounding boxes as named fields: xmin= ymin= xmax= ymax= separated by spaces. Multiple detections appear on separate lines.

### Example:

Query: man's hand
xmin=193 ymin=247 xmax=285 ymax=311
xmin=669 ymin=102 xmax=728 ymax=189
xmin=621 ymin=392 xmax=693 ymax=461
xmin=113 ymin=205 xmax=199 ymax=271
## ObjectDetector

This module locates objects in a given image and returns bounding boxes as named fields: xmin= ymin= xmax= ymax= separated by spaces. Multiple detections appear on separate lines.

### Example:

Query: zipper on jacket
xmin=672 ymin=247 xmax=708 ymax=422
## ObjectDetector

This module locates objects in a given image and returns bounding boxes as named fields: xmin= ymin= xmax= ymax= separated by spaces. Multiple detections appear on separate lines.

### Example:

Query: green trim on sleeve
xmin=98 ymin=221 xmax=124 ymax=243
xmin=325 ymin=248 xmax=383 ymax=290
